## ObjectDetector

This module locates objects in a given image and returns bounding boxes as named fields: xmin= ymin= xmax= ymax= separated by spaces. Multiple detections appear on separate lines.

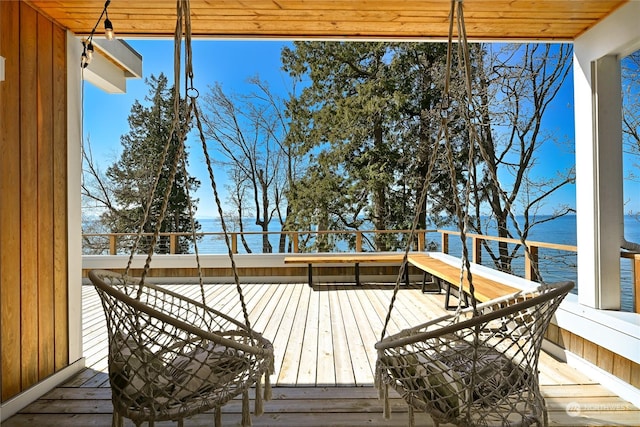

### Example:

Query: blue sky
xmin=82 ymin=40 xmax=638 ymax=218
xmin=83 ymin=40 xmax=293 ymax=218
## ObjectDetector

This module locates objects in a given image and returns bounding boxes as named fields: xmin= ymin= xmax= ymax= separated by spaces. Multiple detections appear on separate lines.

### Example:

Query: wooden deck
xmin=3 ymin=281 xmax=639 ymax=426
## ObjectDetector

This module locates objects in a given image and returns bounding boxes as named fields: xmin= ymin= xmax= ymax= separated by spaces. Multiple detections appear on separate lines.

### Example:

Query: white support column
xmin=576 ymin=55 xmax=623 ymax=309
xmin=66 ymin=31 xmax=84 ymax=364
xmin=573 ymin=1 xmax=640 ymax=309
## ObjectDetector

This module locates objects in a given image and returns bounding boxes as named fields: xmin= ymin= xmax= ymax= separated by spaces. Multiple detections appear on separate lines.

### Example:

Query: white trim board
xmin=0 ymin=358 xmax=85 ymax=422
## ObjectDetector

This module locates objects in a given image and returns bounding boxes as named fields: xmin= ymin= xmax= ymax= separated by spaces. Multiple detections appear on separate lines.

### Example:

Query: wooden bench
xmin=407 ymin=253 xmax=520 ymax=309
xmin=283 ymin=252 xmax=521 ymax=309
xmin=283 ymin=253 xmax=406 ymax=286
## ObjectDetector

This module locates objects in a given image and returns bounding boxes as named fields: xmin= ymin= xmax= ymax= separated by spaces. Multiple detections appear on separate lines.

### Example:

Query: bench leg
xmin=404 ymin=264 xmax=409 ymax=287
xmin=421 ymin=273 xmax=442 ymax=294
xmin=308 ymin=263 xmax=313 ymax=287
xmin=355 ymin=263 xmax=360 ymax=285
xmin=444 ymin=281 xmax=455 ymax=310
xmin=444 ymin=281 xmax=469 ymax=310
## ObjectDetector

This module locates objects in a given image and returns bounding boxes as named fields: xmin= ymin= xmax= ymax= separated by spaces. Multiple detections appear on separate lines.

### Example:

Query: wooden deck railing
xmin=82 ymin=229 xmax=638 ymax=312
xmin=82 ymin=229 xmax=431 ymax=255
xmin=438 ymin=230 xmax=578 ymax=282
xmin=621 ymin=251 xmax=640 ymax=314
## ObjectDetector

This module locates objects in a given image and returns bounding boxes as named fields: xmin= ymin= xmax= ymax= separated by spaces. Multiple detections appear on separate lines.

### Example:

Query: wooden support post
xmin=356 ymin=232 xmax=362 ymax=252
xmin=441 ymin=232 xmax=449 ymax=254
xmin=525 ymin=245 xmax=539 ymax=282
xmin=292 ymin=233 xmax=299 ymax=253
xmin=170 ymin=234 xmax=177 ymax=254
xmin=109 ymin=235 xmax=117 ymax=255
xmin=472 ymin=237 xmax=482 ymax=264
xmin=635 ymin=255 xmax=640 ymax=314
xmin=418 ymin=232 xmax=425 ymax=252
xmin=621 ymin=252 xmax=640 ymax=314
xmin=231 ymin=233 xmax=238 ymax=254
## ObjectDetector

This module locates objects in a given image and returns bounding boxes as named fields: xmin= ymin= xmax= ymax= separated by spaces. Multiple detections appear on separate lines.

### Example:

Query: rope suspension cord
xmin=180 ymin=0 xmax=210 ymax=307
xmin=88 ymin=4 xmax=273 ymax=426
xmin=374 ymin=6 xmax=573 ymax=425
xmin=381 ymin=0 xmax=550 ymax=338
xmin=121 ymin=0 xmax=255 ymax=333
xmin=380 ymin=0 xmax=476 ymax=340
xmin=447 ymin=0 xmax=479 ymax=314
xmin=379 ymin=112 xmax=448 ymax=340
xmin=124 ymin=0 xmax=191 ymax=302
xmin=123 ymin=0 xmax=186 ymax=287
xmin=454 ymin=0 xmax=545 ymax=286
xmin=178 ymin=0 xmax=255 ymax=332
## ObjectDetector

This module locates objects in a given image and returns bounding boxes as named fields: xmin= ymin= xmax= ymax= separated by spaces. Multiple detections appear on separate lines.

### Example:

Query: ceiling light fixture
xmin=104 ymin=2 xmax=114 ymax=41
xmin=80 ymin=0 xmax=114 ymax=68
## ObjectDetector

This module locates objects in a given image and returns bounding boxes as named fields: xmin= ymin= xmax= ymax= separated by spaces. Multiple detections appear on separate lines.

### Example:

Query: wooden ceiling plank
xmin=23 ymin=0 xmax=630 ymax=41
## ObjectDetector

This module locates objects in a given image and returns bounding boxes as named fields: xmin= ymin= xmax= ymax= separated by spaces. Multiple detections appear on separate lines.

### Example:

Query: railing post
xmin=170 ymin=234 xmax=177 ymax=254
xmin=231 ymin=233 xmax=238 ymax=254
xmin=633 ymin=254 xmax=640 ymax=314
xmin=109 ymin=235 xmax=117 ymax=255
xmin=292 ymin=233 xmax=299 ymax=253
xmin=473 ymin=237 xmax=482 ymax=264
xmin=634 ymin=254 xmax=639 ymax=314
xmin=441 ymin=232 xmax=449 ymax=254
xmin=356 ymin=231 xmax=362 ymax=252
xmin=525 ymin=245 xmax=539 ymax=281
xmin=418 ymin=231 xmax=425 ymax=252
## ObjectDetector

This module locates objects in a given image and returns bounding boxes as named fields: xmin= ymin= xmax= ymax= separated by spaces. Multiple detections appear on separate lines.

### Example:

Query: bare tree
xmin=201 ymin=78 xmax=290 ymax=253
xmin=82 ymin=136 xmax=116 ymax=215
xmin=622 ymin=50 xmax=640 ymax=156
xmin=468 ymin=44 xmax=574 ymax=275
xmin=246 ymin=76 xmax=299 ymax=253
xmin=81 ymin=136 xmax=118 ymax=253
xmin=622 ymin=50 xmax=639 ymax=220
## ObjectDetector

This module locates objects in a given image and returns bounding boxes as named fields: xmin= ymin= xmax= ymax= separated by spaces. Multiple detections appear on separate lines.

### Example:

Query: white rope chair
xmin=88 ymin=1 xmax=274 ymax=426
xmin=91 ymin=270 xmax=273 ymax=427
xmin=375 ymin=1 xmax=574 ymax=426
xmin=376 ymin=281 xmax=573 ymax=426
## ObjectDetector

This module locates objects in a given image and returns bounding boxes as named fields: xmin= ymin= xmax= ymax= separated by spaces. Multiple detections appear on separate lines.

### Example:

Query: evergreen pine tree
xmin=102 ymin=73 xmax=200 ymax=254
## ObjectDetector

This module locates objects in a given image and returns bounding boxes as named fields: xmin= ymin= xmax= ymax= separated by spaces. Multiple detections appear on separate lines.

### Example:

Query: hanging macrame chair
xmin=88 ymin=2 xmax=273 ymax=426
xmin=374 ymin=1 xmax=573 ymax=426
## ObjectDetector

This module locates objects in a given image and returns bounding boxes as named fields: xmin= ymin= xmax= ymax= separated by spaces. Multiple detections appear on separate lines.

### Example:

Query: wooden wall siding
xmin=52 ymin=21 xmax=69 ymax=374
xmin=0 ymin=1 xmax=68 ymax=403
xmin=1 ymin=0 xmax=23 ymax=403
xmin=545 ymin=323 xmax=640 ymax=390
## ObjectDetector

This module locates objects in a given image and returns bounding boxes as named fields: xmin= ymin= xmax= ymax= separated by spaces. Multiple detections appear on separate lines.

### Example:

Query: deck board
xmin=316 ymin=289 xmax=335 ymax=386
xmin=2 ymin=282 xmax=639 ymax=427
xmin=266 ymin=285 xmax=296 ymax=383
xmin=337 ymin=288 xmax=374 ymax=384
xmin=277 ymin=284 xmax=310 ymax=385
xmin=298 ymin=284 xmax=320 ymax=385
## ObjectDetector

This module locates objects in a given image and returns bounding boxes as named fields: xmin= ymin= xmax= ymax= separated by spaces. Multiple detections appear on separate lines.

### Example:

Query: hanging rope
xmin=372 ymin=3 xmax=575 ymax=426
xmin=191 ymin=92 xmax=255 ymax=334
xmin=123 ymin=0 xmax=187 ymax=289
xmin=120 ymin=0 xmax=255 ymax=334
xmin=381 ymin=0 xmax=556 ymax=341
xmin=380 ymin=0 xmax=474 ymax=339
xmin=454 ymin=0 xmax=545 ymax=285
xmin=89 ymin=3 xmax=274 ymax=426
